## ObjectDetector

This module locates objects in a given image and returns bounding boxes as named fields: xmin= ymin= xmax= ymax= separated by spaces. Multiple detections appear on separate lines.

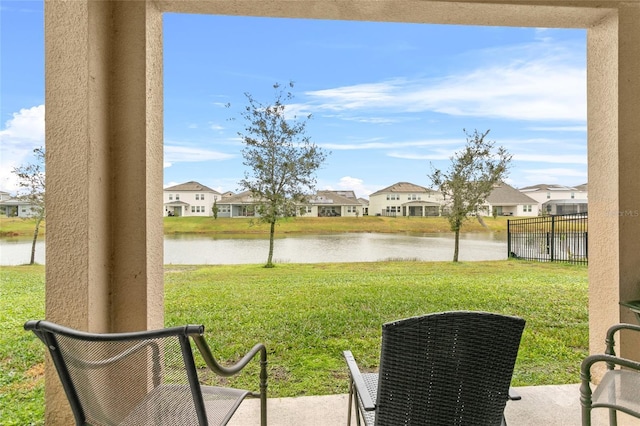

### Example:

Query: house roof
xmin=519 ymin=183 xmax=581 ymax=192
xmin=324 ymin=190 xmax=357 ymax=199
xmin=164 ymin=181 xmax=220 ymax=193
xmin=357 ymin=198 xmax=369 ymax=206
xmin=402 ymin=200 xmax=440 ymax=207
xmin=574 ymin=183 xmax=588 ymax=191
xmin=543 ymin=199 xmax=589 ymax=206
xmin=370 ymin=181 xmax=433 ymax=196
xmin=486 ymin=183 xmax=537 ymax=205
xmin=311 ymin=190 xmax=361 ymax=206
xmin=218 ymin=190 xmax=256 ymax=204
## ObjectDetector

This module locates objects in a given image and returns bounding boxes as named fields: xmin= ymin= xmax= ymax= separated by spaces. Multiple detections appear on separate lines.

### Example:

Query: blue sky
xmin=1 ymin=2 xmax=587 ymax=199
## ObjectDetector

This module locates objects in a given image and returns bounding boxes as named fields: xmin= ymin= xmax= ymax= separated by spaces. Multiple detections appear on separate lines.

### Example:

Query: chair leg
xmin=347 ymin=378 xmax=354 ymax=426
xmin=609 ymin=408 xmax=617 ymax=426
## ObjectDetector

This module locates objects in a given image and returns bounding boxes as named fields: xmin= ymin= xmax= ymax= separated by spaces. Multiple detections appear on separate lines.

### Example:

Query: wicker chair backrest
xmin=375 ymin=311 xmax=525 ymax=426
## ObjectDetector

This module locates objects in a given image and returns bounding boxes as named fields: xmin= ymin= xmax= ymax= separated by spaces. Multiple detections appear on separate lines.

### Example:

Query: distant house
xmin=357 ymin=198 xmax=369 ymax=216
xmin=368 ymin=182 xmax=443 ymax=217
xmin=0 ymin=191 xmax=41 ymax=218
xmin=215 ymin=190 xmax=258 ymax=218
xmin=217 ymin=189 xmax=364 ymax=218
xmin=306 ymin=190 xmax=362 ymax=217
xmin=520 ymin=183 xmax=588 ymax=215
xmin=163 ymin=181 xmax=222 ymax=217
xmin=484 ymin=182 xmax=539 ymax=217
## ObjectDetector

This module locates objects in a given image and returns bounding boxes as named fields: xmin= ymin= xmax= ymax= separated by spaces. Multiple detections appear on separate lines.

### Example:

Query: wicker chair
xmin=580 ymin=322 xmax=640 ymax=426
xmin=343 ymin=311 xmax=526 ymax=426
xmin=24 ymin=320 xmax=267 ymax=426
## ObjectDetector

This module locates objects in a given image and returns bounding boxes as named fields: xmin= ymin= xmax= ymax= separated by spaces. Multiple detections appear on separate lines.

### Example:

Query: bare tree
xmin=236 ymin=82 xmax=328 ymax=268
xmin=428 ymin=129 xmax=511 ymax=262
xmin=12 ymin=147 xmax=46 ymax=265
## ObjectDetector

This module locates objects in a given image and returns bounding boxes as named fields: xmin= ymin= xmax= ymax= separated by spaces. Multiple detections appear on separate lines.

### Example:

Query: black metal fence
xmin=507 ymin=213 xmax=588 ymax=264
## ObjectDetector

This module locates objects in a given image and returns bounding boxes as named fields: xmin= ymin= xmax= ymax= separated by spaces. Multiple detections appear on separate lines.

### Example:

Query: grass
xmin=1 ymin=260 xmax=588 ymax=424
xmin=1 ymin=215 xmax=512 ymax=238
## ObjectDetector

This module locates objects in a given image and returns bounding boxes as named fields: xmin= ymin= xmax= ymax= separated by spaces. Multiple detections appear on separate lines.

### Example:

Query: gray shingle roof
xmin=486 ymin=183 xmax=537 ymax=204
xmin=370 ymin=181 xmax=432 ymax=196
xmin=164 ymin=181 xmax=220 ymax=193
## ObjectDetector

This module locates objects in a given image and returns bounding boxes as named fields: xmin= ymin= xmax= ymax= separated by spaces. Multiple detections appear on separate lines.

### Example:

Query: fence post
xmin=507 ymin=219 xmax=512 ymax=258
xmin=550 ymin=215 xmax=556 ymax=262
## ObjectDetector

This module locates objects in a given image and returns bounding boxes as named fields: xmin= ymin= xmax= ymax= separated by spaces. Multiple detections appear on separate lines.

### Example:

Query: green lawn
xmin=0 ymin=260 xmax=588 ymax=425
xmin=1 ymin=215 xmax=513 ymax=238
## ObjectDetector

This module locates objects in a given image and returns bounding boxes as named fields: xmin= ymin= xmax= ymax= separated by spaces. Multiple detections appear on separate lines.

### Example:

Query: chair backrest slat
xmin=375 ymin=311 xmax=525 ymax=426
xmin=25 ymin=321 xmax=206 ymax=425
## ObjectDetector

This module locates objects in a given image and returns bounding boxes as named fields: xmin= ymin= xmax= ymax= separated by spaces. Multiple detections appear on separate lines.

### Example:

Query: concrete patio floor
xmin=229 ymin=384 xmax=638 ymax=425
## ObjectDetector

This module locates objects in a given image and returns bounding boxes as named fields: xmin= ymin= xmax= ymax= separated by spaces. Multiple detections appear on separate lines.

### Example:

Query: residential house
xmin=357 ymin=198 xmax=369 ymax=216
xmin=216 ymin=190 xmax=257 ymax=218
xmin=368 ymin=182 xmax=443 ymax=217
xmin=217 ymin=189 xmax=364 ymax=218
xmin=484 ymin=182 xmax=539 ymax=217
xmin=306 ymin=190 xmax=363 ymax=217
xmin=519 ymin=183 xmax=588 ymax=215
xmin=0 ymin=191 xmax=41 ymax=218
xmin=163 ymin=181 xmax=222 ymax=217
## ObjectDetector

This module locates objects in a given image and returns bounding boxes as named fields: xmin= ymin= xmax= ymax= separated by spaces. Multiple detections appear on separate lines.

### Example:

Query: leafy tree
xmin=12 ymin=147 xmax=46 ymax=265
xmin=236 ymin=82 xmax=328 ymax=268
xmin=428 ymin=129 xmax=511 ymax=262
xmin=212 ymin=199 xmax=219 ymax=219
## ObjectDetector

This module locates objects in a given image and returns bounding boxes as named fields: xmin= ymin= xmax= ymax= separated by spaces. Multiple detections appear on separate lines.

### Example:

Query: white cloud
xmin=322 ymin=175 xmax=380 ymax=197
xmin=321 ymin=138 xmax=461 ymax=151
xmin=521 ymin=167 xmax=587 ymax=177
xmin=302 ymin=39 xmax=586 ymax=123
xmin=514 ymin=153 xmax=587 ymax=164
xmin=164 ymin=145 xmax=235 ymax=163
xmin=519 ymin=167 xmax=587 ymax=186
xmin=0 ymin=105 xmax=45 ymax=192
xmin=527 ymin=126 xmax=587 ymax=132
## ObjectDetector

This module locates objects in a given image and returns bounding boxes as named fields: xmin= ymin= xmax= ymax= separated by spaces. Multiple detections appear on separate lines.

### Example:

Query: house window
xmin=546 ymin=192 xmax=550 ymax=199
xmin=176 ymin=194 xmax=180 ymax=201
xmin=571 ymin=192 xmax=575 ymax=199
xmin=169 ymin=194 xmax=173 ymax=200
xmin=191 ymin=206 xmax=195 ymax=212
xmin=195 ymin=194 xmax=200 ymax=200
xmin=524 ymin=205 xmax=532 ymax=212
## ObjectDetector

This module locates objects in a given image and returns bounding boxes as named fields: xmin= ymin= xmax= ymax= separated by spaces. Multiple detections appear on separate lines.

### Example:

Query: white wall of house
xmin=520 ymin=188 xmax=588 ymax=206
xmin=484 ymin=203 xmax=540 ymax=217
xmin=163 ymin=191 xmax=220 ymax=217
xmin=369 ymin=191 xmax=443 ymax=217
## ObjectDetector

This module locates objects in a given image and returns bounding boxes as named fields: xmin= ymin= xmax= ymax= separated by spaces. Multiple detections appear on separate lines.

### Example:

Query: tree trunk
xmin=30 ymin=214 xmax=43 ymax=265
xmin=453 ymin=229 xmax=460 ymax=262
xmin=266 ymin=219 xmax=276 ymax=268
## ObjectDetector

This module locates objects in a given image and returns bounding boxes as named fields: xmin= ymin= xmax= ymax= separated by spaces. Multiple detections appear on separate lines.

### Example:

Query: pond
xmin=0 ymin=233 xmax=507 ymax=266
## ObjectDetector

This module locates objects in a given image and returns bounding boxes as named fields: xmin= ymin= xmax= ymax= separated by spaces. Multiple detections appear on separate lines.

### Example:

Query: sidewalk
xmin=229 ymin=384 xmax=637 ymax=425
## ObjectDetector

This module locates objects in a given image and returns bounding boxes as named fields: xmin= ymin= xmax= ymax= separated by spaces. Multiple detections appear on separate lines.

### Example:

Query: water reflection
xmin=0 ymin=233 xmax=507 ymax=266
xmin=165 ymin=233 xmax=507 ymax=264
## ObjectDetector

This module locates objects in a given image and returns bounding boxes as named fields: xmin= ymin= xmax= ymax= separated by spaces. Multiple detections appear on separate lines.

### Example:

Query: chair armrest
xmin=508 ymin=388 xmax=521 ymax=401
xmin=580 ymin=353 xmax=640 ymax=405
xmin=192 ymin=334 xmax=267 ymax=377
xmin=581 ymin=353 xmax=640 ymax=377
xmin=343 ymin=350 xmax=375 ymax=411
xmin=604 ymin=323 xmax=640 ymax=356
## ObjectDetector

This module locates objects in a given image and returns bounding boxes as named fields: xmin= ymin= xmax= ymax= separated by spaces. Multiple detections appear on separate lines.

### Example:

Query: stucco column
xmin=587 ymin=5 xmax=640 ymax=363
xmin=44 ymin=0 xmax=163 ymax=423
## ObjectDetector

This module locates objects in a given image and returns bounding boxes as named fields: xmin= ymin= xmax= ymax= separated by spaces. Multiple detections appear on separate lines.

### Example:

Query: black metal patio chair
xmin=343 ymin=311 xmax=526 ymax=426
xmin=24 ymin=320 xmax=267 ymax=425
xmin=580 ymin=322 xmax=640 ymax=426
